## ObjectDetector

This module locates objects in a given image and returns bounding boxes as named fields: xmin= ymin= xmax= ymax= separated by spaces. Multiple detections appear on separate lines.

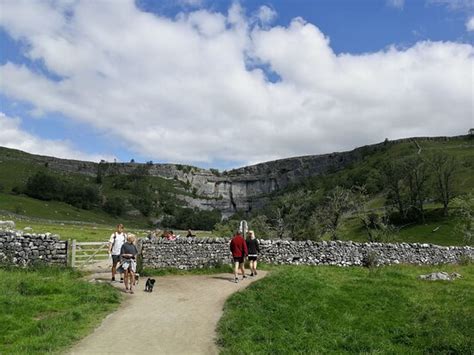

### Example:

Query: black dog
xmin=144 ymin=278 xmax=156 ymax=292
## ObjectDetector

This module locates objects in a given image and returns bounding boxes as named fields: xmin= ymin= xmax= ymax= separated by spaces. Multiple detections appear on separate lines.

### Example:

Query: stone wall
xmin=0 ymin=230 xmax=68 ymax=267
xmin=141 ymin=237 xmax=474 ymax=269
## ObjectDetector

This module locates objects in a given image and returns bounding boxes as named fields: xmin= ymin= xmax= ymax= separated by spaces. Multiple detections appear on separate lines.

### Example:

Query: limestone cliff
xmin=1 ymin=135 xmax=468 ymax=217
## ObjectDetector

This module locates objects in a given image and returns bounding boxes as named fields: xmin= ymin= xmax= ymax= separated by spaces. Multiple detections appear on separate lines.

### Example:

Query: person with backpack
xmin=230 ymin=229 xmax=248 ymax=283
xmin=108 ymin=223 xmax=127 ymax=282
xmin=246 ymin=230 xmax=260 ymax=276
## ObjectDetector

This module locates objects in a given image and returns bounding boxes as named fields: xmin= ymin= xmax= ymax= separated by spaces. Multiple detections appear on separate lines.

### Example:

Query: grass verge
xmin=0 ymin=266 xmax=121 ymax=354
xmin=217 ymin=264 xmax=474 ymax=354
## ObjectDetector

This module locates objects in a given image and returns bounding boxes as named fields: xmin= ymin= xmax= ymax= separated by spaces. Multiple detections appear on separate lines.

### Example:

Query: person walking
xmin=230 ymin=230 xmax=248 ymax=283
xmin=246 ymin=230 xmax=260 ymax=276
xmin=109 ymin=223 xmax=127 ymax=282
xmin=119 ymin=234 xmax=139 ymax=294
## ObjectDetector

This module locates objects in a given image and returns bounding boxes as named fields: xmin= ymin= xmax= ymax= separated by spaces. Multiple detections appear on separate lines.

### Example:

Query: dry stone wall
xmin=141 ymin=237 xmax=473 ymax=269
xmin=0 ymin=230 xmax=68 ymax=267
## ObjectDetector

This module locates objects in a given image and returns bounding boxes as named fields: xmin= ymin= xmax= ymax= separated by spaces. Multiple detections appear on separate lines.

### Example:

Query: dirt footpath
xmin=68 ymin=271 xmax=266 ymax=355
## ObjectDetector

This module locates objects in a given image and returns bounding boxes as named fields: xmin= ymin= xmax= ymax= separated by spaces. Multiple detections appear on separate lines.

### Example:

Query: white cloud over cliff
xmin=0 ymin=0 xmax=472 ymax=166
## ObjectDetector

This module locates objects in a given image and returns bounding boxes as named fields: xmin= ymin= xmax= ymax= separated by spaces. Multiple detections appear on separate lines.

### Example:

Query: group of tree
xmin=382 ymin=152 xmax=459 ymax=222
xmin=161 ymin=207 xmax=222 ymax=231
xmin=212 ymin=151 xmax=464 ymax=242
xmin=23 ymin=171 xmax=100 ymax=210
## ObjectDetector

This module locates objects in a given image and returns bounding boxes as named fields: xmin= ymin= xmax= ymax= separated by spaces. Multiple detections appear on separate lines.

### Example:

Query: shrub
xmin=362 ymin=251 xmax=380 ymax=268
xmin=458 ymin=254 xmax=472 ymax=266
xmin=103 ymin=197 xmax=126 ymax=216
xmin=24 ymin=171 xmax=100 ymax=209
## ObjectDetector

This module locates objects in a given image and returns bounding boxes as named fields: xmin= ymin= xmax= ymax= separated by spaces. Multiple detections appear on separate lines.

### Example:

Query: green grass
xmin=217 ymin=264 xmax=474 ymax=354
xmin=338 ymin=207 xmax=471 ymax=246
xmin=0 ymin=192 xmax=125 ymax=224
xmin=0 ymin=266 xmax=121 ymax=354
xmin=0 ymin=216 xmax=214 ymax=242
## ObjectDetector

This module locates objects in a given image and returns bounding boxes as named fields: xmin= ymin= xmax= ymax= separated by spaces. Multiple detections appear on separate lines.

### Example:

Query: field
xmin=217 ymin=264 xmax=474 ymax=354
xmin=0 ymin=266 xmax=121 ymax=354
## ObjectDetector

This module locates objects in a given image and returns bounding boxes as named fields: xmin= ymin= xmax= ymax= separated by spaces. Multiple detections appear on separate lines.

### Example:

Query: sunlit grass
xmin=217 ymin=264 xmax=474 ymax=354
xmin=0 ymin=266 xmax=121 ymax=354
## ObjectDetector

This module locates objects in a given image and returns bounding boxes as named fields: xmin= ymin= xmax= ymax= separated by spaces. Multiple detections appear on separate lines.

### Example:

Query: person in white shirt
xmin=109 ymin=223 xmax=127 ymax=282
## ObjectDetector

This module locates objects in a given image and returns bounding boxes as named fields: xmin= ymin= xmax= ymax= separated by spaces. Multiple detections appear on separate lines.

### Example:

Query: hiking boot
xmin=111 ymin=277 xmax=116 ymax=282
xmin=120 ymin=277 xmax=124 ymax=283
xmin=234 ymin=278 xmax=239 ymax=283
xmin=242 ymin=275 xmax=247 ymax=280
xmin=250 ymin=273 xmax=254 ymax=277
xmin=254 ymin=271 xmax=258 ymax=276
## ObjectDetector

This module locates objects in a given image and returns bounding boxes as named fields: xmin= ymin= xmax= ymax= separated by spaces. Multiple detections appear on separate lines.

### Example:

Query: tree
xmin=428 ymin=153 xmax=459 ymax=216
xmin=25 ymin=171 xmax=63 ymax=201
xmin=319 ymin=186 xmax=355 ymax=240
xmin=353 ymin=186 xmax=396 ymax=242
xmin=248 ymin=215 xmax=274 ymax=239
xmin=103 ymin=197 xmax=126 ymax=216
xmin=451 ymin=193 xmax=473 ymax=245
xmin=403 ymin=156 xmax=430 ymax=223
xmin=381 ymin=160 xmax=408 ymax=218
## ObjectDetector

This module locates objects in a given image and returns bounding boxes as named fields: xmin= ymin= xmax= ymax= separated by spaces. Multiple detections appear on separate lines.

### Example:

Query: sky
xmin=0 ymin=0 xmax=473 ymax=169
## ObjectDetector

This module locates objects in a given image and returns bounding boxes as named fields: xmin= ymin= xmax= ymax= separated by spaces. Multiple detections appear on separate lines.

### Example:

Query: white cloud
xmin=255 ymin=5 xmax=277 ymax=25
xmin=467 ymin=16 xmax=474 ymax=31
xmin=0 ymin=112 xmax=113 ymax=162
xmin=0 ymin=1 xmax=472 ymax=167
xmin=427 ymin=0 xmax=474 ymax=11
xmin=387 ymin=0 xmax=405 ymax=10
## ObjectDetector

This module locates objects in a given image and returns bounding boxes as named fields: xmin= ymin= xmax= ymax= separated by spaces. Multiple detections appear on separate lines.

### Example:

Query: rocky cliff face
xmin=1 ymin=135 xmax=467 ymax=217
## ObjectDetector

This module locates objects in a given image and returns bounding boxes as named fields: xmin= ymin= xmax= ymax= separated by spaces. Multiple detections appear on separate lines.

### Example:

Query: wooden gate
xmin=71 ymin=240 xmax=109 ymax=268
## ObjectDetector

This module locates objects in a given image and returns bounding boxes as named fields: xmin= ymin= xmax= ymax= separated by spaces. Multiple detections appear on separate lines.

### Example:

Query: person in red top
xmin=230 ymin=231 xmax=248 ymax=283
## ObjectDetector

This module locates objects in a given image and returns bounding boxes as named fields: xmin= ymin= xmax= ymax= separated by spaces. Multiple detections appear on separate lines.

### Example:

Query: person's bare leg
xmin=254 ymin=260 xmax=258 ymax=275
xmin=130 ymin=272 xmax=135 ymax=293
xmin=240 ymin=262 xmax=245 ymax=278
xmin=233 ymin=262 xmax=239 ymax=281
xmin=111 ymin=260 xmax=118 ymax=280
xmin=124 ymin=269 xmax=129 ymax=292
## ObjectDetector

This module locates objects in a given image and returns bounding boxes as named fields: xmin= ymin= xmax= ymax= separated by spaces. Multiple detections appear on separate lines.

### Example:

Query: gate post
xmin=71 ymin=239 xmax=76 ymax=268
xmin=239 ymin=220 xmax=248 ymax=236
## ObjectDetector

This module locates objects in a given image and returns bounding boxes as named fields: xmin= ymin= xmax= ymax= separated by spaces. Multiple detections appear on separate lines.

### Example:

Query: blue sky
xmin=0 ymin=0 xmax=472 ymax=169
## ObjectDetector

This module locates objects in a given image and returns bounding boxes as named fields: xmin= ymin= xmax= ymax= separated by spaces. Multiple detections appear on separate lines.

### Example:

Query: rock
xmin=418 ymin=272 xmax=462 ymax=281
xmin=0 ymin=220 xmax=16 ymax=230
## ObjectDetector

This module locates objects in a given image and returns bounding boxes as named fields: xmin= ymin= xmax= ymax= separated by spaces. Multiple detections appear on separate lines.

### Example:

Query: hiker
xmin=109 ymin=223 xmax=127 ymax=282
xmin=119 ymin=234 xmax=139 ymax=294
xmin=246 ymin=230 xmax=260 ymax=276
xmin=230 ymin=229 xmax=248 ymax=283
xmin=164 ymin=230 xmax=177 ymax=241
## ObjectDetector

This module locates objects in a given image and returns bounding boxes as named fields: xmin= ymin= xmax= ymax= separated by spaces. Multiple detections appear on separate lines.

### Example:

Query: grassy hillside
xmin=238 ymin=136 xmax=474 ymax=245
xmin=1 ymin=136 xmax=472 ymax=244
xmin=285 ymin=137 xmax=474 ymax=194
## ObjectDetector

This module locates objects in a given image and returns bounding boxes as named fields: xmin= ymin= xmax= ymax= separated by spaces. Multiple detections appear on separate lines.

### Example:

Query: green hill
xmin=0 ymin=135 xmax=473 ymax=244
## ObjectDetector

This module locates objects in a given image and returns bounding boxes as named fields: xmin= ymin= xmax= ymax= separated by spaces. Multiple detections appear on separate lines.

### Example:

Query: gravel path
xmin=68 ymin=271 xmax=266 ymax=355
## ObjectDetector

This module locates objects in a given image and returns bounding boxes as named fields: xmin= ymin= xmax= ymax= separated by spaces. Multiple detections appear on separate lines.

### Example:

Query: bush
xmin=24 ymin=171 xmax=100 ymax=209
xmin=458 ymin=254 xmax=472 ymax=266
xmin=161 ymin=208 xmax=222 ymax=231
xmin=11 ymin=185 xmax=23 ymax=194
xmin=362 ymin=251 xmax=380 ymax=268
xmin=103 ymin=197 xmax=126 ymax=216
